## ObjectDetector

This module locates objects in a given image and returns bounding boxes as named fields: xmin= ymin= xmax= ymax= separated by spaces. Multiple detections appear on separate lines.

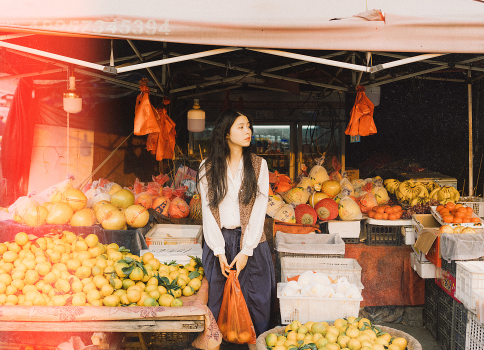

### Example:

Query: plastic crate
xmin=121 ymin=332 xmax=195 ymax=350
xmin=343 ymin=237 xmax=360 ymax=244
xmin=466 ymin=311 xmax=484 ymax=350
xmin=442 ymin=258 xmax=484 ymax=278
xmin=456 ymin=261 xmax=484 ymax=312
xmin=280 ymin=257 xmax=363 ymax=289
xmin=363 ymin=222 xmax=403 ymax=246
xmin=145 ymin=224 xmax=202 ymax=246
xmin=425 ymin=279 xmax=440 ymax=314
xmin=277 ymin=283 xmax=362 ymax=324
xmin=458 ymin=197 xmax=484 ymax=217
xmin=438 ymin=327 xmax=453 ymax=350
xmin=439 ymin=286 xmax=455 ymax=322
xmin=424 ymin=311 xmax=438 ymax=340
xmin=453 ymin=301 xmax=468 ymax=350
xmin=140 ymin=244 xmax=202 ymax=265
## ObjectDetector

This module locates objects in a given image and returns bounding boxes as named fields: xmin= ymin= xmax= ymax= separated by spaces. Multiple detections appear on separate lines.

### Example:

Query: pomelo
xmin=95 ymin=203 xmax=118 ymax=223
xmin=70 ymin=208 xmax=96 ymax=226
xmin=168 ymin=197 xmax=190 ymax=218
xmin=101 ymin=210 xmax=126 ymax=230
xmin=46 ymin=203 xmax=74 ymax=225
xmin=125 ymin=205 xmax=149 ymax=228
xmin=111 ymin=189 xmax=135 ymax=209
xmin=62 ymin=188 xmax=87 ymax=212
xmin=135 ymin=192 xmax=153 ymax=209
xmin=23 ymin=205 xmax=48 ymax=227
xmin=152 ymin=196 xmax=170 ymax=216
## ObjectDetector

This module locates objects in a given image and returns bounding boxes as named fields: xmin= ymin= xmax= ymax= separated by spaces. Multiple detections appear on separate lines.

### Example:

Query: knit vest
xmin=205 ymin=153 xmax=266 ymax=249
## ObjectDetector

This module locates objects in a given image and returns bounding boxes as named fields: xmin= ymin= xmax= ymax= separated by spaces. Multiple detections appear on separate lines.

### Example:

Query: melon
xmin=70 ymin=208 xmax=96 ymax=226
xmin=267 ymin=194 xmax=285 ymax=217
xmin=294 ymin=204 xmax=318 ymax=225
xmin=152 ymin=196 xmax=170 ymax=216
xmin=370 ymin=185 xmax=390 ymax=205
xmin=92 ymin=200 xmax=110 ymax=214
xmin=321 ymin=180 xmax=341 ymax=198
xmin=135 ymin=192 xmax=153 ymax=209
xmin=273 ymin=204 xmax=296 ymax=223
xmin=24 ymin=205 xmax=48 ymax=227
xmin=168 ymin=197 xmax=190 ymax=218
xmin=111 ymin=189 xmax=135 ymax=209
xmin=280 ymin=186 xmax=311 ymax=205
xmin=189 ymin=195 xmax=202 ymax=220
xmin=297 ymin=177 xmax=314 ymax=193
xmin=314 ymin=198 xmax=339 ymax=221
xmin=95 ymin=203 xmax=118 ymax=223
xmin=101 ymin=209 xmax=126 ymax=230
xmin=46 ymin=202 xmax=74 ymax=225
xmin=62 ymin=188 xmax=88 ymax=212
xmin=125 ymin=205 xmax=150 ymax=228
xmin=308 ymin=161 xmax=330 ymax=191
xmin=338 ymin=197 xmax=362 ymax=221
xmin=309 ymin=192 xmax=330 ymax=208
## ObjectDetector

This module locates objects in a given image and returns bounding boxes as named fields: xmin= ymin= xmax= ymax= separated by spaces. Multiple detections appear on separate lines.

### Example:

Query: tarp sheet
xmin=1 ymin=0 xmax=484 ymax=53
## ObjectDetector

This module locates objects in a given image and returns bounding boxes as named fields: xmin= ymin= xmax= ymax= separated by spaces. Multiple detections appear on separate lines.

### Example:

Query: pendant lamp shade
xmin=63 ymin=76 xmax=82 ymax=113
xmin=187 ymin=99 xmax=205 ymax=132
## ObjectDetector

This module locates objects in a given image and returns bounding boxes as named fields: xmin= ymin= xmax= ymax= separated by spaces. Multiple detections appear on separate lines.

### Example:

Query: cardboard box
xmin=414 ymin=229 xmax=441 ymax=267
xmin=327 ymin=220 xmax=360 ymax=238
xmin=345 ymin=168 xmax=359 ymax=182
xmin=412 ymin=214 xmax=441 ymax=264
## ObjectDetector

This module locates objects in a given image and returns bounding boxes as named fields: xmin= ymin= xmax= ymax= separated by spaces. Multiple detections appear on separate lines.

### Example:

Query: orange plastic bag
xmin=345 ymin=86 xmax=377 ymax=137
xmin=217 ymin=270 xmax=257 ymax=344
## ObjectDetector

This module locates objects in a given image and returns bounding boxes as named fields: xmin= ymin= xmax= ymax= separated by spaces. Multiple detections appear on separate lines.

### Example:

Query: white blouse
xmin=198 ymin=157 xmax=269 ymax=257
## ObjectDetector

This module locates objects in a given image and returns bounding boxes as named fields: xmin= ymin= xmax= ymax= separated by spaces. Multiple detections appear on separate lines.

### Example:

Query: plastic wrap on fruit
xmin=338 ymin=188 xmax=363 ymax=221
xmin=334 ymin=185 xmax=353 ymax=203
xmin=153 ymin=173 xmax=170 ymax=186
xmin=356 ymin=191 xmax=378 ymax=214
xmin=181 ymin=179 xmax=197 ymax=197
xmin=370 ymin=178 xmax=390 ymax=205
xmin=340 ymin=172 xmax=354 ymax=196
xmin=146 ymin=182 xmax=161 ymax=196
xmin=133 ymin=178 xmax=145 ymax=195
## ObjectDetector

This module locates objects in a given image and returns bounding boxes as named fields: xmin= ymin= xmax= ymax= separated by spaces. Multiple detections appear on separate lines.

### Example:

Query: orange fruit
xmin=436 ymin=205 xmax=444 ymax=212
xmin=368 ymin=211 xmax=376 ymax=218
xmin=382 ymin=213 xmax=389 ymax=220
xmin=388 ymin=214 xmax=397 ymax=220
xmin=374 ymin=213 xmax=383 ymax=220
xmin=446 ymin=202 xmax=456 ymax=210
xmin=471 ymin=217 xmax=481 ymax=223
xmin=376 ymin=207 xmax=385 ymax=214
xmin=443 ymin=215 xmax=453 ymax=223
xmin=452 ymin=217 xmax=462 ymax=224
xmin=384 ymin=207 xmax=394 ymax=214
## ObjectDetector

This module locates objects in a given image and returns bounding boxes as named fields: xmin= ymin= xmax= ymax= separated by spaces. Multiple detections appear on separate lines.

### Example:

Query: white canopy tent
xmin=0 ymin=0 xmax=483 ymax=194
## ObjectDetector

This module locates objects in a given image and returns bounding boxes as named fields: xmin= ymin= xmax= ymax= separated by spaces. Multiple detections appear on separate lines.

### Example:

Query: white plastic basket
xmin=145 ymin=224 xmax=202 ymax=246
xmin=466 ymin=309 xmax=484 ymax=350
xmin=277 ymin=283 xmax=362 ymax=324
xmin=140 ymin=244 xmax=202 ymax=266
xmin=455 ymin=261 xmax=484 ymax=312
xmin=458 ymin=197 xmax=484 ymax=218
xmin=410 ymin=252 xmax=436 ymax=279
xmin=280 ymin=257 xmax=363 ymax=290
xmin=474 ymin=289 xmax=484 ymax=325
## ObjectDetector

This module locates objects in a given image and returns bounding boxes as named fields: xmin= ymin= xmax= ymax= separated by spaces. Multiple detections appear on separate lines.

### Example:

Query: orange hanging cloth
xmin=134 ymin=78 xmax=161 ymax=135
xmin=345 ymin=86 xmax=377 ymax=137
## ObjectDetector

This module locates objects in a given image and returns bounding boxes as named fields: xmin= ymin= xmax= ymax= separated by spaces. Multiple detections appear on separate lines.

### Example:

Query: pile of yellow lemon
xmin=0 ymin=231 xmax=204 ymax=307
xmin=265 ymin=318 xmax=408 ymax=350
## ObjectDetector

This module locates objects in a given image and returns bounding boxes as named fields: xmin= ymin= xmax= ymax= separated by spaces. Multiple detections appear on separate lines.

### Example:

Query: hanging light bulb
xmin=63 ymin=75 xmax=82 ymax=113
xmin=187 ymin=99 xmax=205 ymax=132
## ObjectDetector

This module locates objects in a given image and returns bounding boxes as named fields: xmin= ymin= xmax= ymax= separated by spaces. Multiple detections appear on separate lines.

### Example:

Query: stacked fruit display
xmin=0 ymin=231 xmax=204 ymax=307
xmin=264 ymin=318 xmax=408 ymax=350
xmin=434 ymin=202 xmax=481 ymax=224
xmin=268 ymin=158 xmax=378 ymax=224
xmin=367 ymin=205 xmax=403 ymax=221
xmin=384 ymin=179 xmax=460 ymax=206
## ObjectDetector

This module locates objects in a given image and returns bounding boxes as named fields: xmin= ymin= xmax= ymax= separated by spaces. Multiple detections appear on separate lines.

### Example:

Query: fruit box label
xmin=435 ymin=270 xmax=460 ymax=302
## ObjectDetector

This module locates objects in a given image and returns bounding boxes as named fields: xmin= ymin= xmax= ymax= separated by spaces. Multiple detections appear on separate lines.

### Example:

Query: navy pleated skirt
xmin=202 ymin=227 xmax=276 ymax=337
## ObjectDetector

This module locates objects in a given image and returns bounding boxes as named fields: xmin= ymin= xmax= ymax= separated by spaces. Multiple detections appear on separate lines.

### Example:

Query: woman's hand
xmin=217 ymin=254 xmax=231 ymax=277
xmin=229 ymin=252 xmax=248 ymax=279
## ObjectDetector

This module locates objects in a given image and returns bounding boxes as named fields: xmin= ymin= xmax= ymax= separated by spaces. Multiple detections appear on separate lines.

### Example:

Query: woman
xmin=197 ymin=109 xmax=275 ymax=349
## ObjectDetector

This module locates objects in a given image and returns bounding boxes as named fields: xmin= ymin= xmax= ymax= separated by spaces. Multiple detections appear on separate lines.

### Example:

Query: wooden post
xmin=468 ymin=70 xmax=473 ymax=196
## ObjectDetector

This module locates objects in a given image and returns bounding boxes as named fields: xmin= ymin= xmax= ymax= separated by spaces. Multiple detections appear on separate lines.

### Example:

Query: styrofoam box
xmin=140 ymin=244 xmax=202 ymax=265
xmin=145 ymin=224 xmax=202 ymax=246
xmin=327 ymin=220 xmax=360 ymax=238
xmin=456 ymin=261 xmax=484 ymax=312
xmin=277 ymin=283 xmax=362 ymax=324
xmin=404 ymin=227 xmax=415 ymax=245
xmin=410 ymin=252 xmax=436 ymax=279
xmin=473 ymin=289 xmax=484 ymax=324
xmin=280 ymin=257 xmax=364 ymax=290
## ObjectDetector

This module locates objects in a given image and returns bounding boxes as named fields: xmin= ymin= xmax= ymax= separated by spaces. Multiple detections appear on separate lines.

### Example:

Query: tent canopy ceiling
xmin=1 ymin=0 xmax=484 ymax=98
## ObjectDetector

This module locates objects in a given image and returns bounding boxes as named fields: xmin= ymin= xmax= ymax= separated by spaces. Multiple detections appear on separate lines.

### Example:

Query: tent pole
xmin=468 ymin=70 xmax=474 ymax=197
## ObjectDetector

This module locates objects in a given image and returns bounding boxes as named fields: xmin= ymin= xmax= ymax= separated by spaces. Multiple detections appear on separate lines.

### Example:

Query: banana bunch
xmin=424 ymin=181 xmax=441 ymax=193
xmin=395 ymin=180 xmax=430 ymax=205
xmin=430 ymin=186 xmax=460 ymax=204
xmin=384 ymin=179 xmax=401 ymax=195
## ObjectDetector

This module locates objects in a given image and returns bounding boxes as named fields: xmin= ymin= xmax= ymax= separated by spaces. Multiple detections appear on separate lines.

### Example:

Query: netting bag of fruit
xmin=217 ymin=270 xmax=257 ymax=344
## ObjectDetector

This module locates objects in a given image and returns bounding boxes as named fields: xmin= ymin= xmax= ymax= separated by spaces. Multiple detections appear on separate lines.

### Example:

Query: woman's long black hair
xmin=198 ymin=109 xmax=258 ymax=209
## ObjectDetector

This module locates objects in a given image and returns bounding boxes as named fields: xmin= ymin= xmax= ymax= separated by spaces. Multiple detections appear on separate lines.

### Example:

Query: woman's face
xmin=226 ymin=115 xmax=252 ymax=150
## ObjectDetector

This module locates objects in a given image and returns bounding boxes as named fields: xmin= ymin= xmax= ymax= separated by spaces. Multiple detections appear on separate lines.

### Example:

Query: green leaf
xmin=360 ymin=325 xmax=367 ymax=331
xmin=188 ymin=271 xmax=200 ymax=279
xmin=158 ymin=276 xmax=170 ymax=286
xmin=124 ymin=256 xmax=134 ymax=263
xmin=118 ymin=246 xmax=130 ymax=252
xmin=117 ymin=259 xmax=127 ymax=265
xmin=110 ymin=276 xmax=115 ymax=288
xmin=355 ymin=317 xmax=362 ymax=322
xmin=122 ymin=265 xmax=135 ymax=275
xmin=374 ymin=326 xmax=381 ymax=333
xmin=297 ymin=340 xmax=303 ymax=345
